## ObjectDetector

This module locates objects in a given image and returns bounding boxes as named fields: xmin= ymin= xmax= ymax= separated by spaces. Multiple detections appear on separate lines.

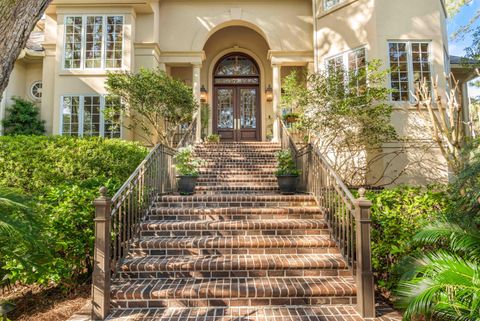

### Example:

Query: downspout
xmin=312 ymin=0 xmax=318 ymax=72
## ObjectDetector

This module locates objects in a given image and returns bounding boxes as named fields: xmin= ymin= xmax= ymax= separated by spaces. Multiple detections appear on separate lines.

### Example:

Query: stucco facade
xmin=2 ymin=0 xmax=474 ymax=185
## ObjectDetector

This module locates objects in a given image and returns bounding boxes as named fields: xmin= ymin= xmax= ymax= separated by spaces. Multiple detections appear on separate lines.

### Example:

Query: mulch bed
xmin=1 ymin=284 xmax=90 ymax=321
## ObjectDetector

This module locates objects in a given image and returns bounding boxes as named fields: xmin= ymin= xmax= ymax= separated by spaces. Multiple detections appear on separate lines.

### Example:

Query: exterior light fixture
xmin=200 ymin=85 xmax=208 ymax=103
xmin=265 ymin=85 xmax=273 ymax=102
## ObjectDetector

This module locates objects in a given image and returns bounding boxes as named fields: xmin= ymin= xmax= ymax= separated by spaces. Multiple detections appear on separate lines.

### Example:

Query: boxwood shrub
xmin=0 ymin=136 xmax=148 ymax=286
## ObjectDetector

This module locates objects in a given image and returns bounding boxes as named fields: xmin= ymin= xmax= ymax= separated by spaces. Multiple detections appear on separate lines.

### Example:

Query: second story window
xmin=324 ymin=0 xmax=344 ymax=11
xmin=64 ymin=15 xmax=124 ymax=70
xmin=326 ymin=47 xmax=367 ymax=93
xmin=388 ymin=41 xmax=432 ymax=102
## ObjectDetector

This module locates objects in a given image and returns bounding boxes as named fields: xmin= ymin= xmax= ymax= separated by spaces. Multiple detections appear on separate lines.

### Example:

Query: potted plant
xmin=282 ymin=112 xmax=300 ymax=124
xmin=175 ymin=146 xmax=202 ymax=195
xmin=205 ymin=134 xmax=221 ymax=143
xmin=275 ymin=150 xmax=301 ymax=194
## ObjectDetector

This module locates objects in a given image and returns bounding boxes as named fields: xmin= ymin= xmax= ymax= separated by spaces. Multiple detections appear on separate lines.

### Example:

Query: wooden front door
xmin=214 ymin=86 xmax=260 ymax=141
xmin=212 ymin=53 xmax=261 ymax=142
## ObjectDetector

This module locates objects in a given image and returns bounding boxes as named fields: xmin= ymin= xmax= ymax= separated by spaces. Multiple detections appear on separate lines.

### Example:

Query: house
xmin=0 ymin=0 xmax=476 ymax=184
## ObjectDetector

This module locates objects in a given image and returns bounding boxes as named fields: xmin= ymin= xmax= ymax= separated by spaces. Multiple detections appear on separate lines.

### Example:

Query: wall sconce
xmin=200 ymin=85 xmax=208 ymax=103
xmin=265 ymin=85 xmax=273 ymax=102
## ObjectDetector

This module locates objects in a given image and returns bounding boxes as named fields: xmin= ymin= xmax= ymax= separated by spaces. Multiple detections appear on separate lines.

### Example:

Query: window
xmin=61 ymin=95 xmax=121 ymax=137
xmin=325 ymin=47 xmax=367 ymax=92
xmin=64 ymin=15 xmax=124 ymax=70
xmin=31 ymin=81 xmax=43 ymax=100
xmin=388 ymin=41 xmax=432 ymax=102
xmin=324 ymin=0 xmax=344 ymax=11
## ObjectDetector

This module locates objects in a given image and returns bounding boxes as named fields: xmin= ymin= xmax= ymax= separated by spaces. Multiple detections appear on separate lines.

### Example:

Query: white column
xmin=272 ymin=64 xmax=282 ymax=142
xmin=192 ymin=64 xmax=202 ymax=142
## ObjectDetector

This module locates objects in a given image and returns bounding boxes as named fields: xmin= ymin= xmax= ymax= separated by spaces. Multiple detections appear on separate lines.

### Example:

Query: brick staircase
xmin=104 ymin=142 xmax=395 ymax=320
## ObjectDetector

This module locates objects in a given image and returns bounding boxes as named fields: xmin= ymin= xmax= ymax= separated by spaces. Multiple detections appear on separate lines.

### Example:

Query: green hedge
xmin=365 ymin=186 xmax=449 ymax=292
xmin=0 ymin=136 xmax=148 ymax=285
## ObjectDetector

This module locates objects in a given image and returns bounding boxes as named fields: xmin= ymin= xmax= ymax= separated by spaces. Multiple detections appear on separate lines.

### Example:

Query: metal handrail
xmin=279 ymin=119 xmax=358 ymax=267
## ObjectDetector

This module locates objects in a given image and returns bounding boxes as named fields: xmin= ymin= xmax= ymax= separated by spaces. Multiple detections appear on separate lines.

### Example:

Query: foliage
xmin=174 ymin=145 xmax=202 ymax=177
xmin=1 ymin=97 xmax=45 ymax=136
xmin=282 ymin=61 xmax=397 ymax=186
xmin=275 ymin=150 xmax=301 ymax=176
xmin=0 ymin=136 xmax=147 ymax=286
xmin=365 ymin=186 xmax=448 ymax=291
xmin=201 ymin=103 xmax=210 ymax=139
xmin=395 ymin=222 xmax=480 ymax=321
xmin=105 ymin=68 xmax=198 ymax=147
xmin=0 ymin=187 xmax=51 ymax=287
xmin=205 ymin=134 xmax=220 ymax=143
xmin=445 ymin=140 xmax=480 ymax=227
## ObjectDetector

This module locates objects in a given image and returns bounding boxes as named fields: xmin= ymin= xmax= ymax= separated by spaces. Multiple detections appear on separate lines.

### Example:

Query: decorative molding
xmin=267 ymin=50 xmax=314 ymax=66
xmin=317 ymin=0 xmax=360 ymax=19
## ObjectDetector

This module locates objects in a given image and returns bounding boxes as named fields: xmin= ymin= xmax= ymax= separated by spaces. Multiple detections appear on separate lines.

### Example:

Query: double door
xmin=213 ymin=86 xmax=260 ymax=141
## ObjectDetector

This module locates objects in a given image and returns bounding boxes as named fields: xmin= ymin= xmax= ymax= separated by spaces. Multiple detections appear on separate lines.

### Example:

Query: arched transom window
xmin=214 ymin=54 xmax=259 ymax=85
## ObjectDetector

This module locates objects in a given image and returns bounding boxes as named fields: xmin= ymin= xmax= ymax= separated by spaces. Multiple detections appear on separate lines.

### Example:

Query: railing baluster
xmin=278 ymin=118 xmax=375 ymax=318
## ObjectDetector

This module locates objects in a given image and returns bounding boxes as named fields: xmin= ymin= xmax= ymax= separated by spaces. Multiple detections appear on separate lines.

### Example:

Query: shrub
xmin=205 ymin=134 xmax=220 ymax=143
xmin=1 ymin=97 xmax=45 ymax=135
xmin=0 ymin=136 xmax=148 ymax=286
xmin=365 ymin=186 xmax=449 ymax=292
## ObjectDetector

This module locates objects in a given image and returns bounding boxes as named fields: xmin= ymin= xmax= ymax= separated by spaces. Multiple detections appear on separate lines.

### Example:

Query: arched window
xmin=214 ymin=54 xmax=259 ymax=85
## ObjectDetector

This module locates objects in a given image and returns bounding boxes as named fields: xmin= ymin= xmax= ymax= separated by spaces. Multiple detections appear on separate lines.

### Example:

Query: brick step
xmin=118 ymin=254 xmax=349 ymax=279
xmin=148 ymin=206 xmax=323 ymax=221
xmin=194 ymin=152 xmax=279 ymax=157
xmin=140 ymin=219 xmax=329 ymax=237
xmin=111 ymin=277 xmax=356 ymax=308
xmin=194 ymin=185 xmax=280 ymax=194
xmin=130 ymin=235 xmax=339 ymax=256
xmin=196 ymin=182 xmax=278 ymax=187
xmin=197 ymin=175 xmax=277 ymax=184
xmin=201 ymin=163 xmax=277 ymax=168
xmin=199 ymin=170 xmax=276 ymax=176
xmin=154 ymin=194 xmax=316 ymax=208
xmin=106 ymin=306 xmax=378 ymax=321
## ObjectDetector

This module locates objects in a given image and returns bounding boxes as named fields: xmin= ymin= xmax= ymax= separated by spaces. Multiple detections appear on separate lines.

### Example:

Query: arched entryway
xmin=213 ymin=53 xmax=261 ymax=141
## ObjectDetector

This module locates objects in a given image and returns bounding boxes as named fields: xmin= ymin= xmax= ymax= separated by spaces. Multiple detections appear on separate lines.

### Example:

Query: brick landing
xmin=106 ymin=306 xmax=401 ymax=321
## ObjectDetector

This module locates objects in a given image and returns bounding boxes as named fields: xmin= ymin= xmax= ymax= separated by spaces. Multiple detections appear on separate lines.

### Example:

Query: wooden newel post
xmin=92 ymin=187 xmax=112 ymax=321
xmin=355 ymin=188 xmax=375 ymax=319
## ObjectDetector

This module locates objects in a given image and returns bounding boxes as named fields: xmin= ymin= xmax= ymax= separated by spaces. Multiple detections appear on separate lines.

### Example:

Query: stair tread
xmin=121 ymin=254 xmax=347 ymax=272
xmin=132 ymin=235 xmax=337 ymax=249
xmin=141 ymin=219 xmax=328 ymax=231
xmin=157 ymin=194 xmax=315 ymax=202
xmin=150 ymin=206 xmax=322 ymax=215
xmin=111 ymin=276 xmax=356 ymax=300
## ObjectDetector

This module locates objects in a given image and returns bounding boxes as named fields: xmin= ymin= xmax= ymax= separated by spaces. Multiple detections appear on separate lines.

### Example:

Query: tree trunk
xmin=0 ymin=0 xmax=52 ymax=95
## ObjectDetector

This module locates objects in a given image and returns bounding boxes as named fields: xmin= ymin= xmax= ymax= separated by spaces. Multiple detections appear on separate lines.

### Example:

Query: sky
xmin=447 ymin=0 xmax=480 ymax=97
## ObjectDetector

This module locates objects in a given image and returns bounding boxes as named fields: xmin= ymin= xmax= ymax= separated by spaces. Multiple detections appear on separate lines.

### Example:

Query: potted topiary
xmin=275 ymin=150 xmax=301 ymax=194
xmin=175 ymin=146 xmax=202 ymax=195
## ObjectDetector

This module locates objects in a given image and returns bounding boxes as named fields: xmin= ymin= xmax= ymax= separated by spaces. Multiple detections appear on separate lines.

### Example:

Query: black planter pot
xmin=276 ymin=175 xmax=298 ymax=195
xmin=177 ymin=175 xmax=198 ymax=195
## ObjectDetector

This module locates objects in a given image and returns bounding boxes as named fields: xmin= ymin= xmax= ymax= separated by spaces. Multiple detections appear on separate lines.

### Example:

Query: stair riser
xmin=111 ymin=297 xmax=356 ymax=309
xmin=130 ymin=248 xmax=341 ymax=256
xmin=140 ymin=229 xmax=330 ymax=237
xmin=193 ymin=190 xmax=280 ymax=195
xmin=154 ymin=201 xmax=317 ymax=208
xmin=148 ymin=214 xmax=325 ymax=221
xmin=118 ymin=269 xmax=352 ymax=279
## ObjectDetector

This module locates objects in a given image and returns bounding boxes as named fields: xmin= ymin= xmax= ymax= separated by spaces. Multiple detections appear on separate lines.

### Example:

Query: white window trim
xmin=30 ymin=81 xmax=43 ymax=101
xmin=60 ymin=95 xmax=122 ymax=138
xmin=62 ymin=14 xmax=125 ymax=71
xmin=386 ymin=40 xmax=433 ymax=103
xmin=324 ymin=46 xmax=368 ymax=88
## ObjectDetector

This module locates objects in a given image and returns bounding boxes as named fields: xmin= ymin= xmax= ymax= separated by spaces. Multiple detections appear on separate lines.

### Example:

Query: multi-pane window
xmin=325 ymin=47 xmax=367 ymax=92
xmin=61 ymin=95 xmax=121 ymax=138
xmin=324 ymin=0 xmax=344 ymax=11
xmin=388 ymin=41 xmax=432 ymax=101
xmin=64 ymin=15 xmax=124 ymax=70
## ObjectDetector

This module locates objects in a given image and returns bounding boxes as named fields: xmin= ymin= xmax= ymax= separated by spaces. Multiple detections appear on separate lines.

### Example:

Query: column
xmin=272 ymin=64 xmax=281 ymax=142
xmin=192 ymin=64 xmax=202 ymax=142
